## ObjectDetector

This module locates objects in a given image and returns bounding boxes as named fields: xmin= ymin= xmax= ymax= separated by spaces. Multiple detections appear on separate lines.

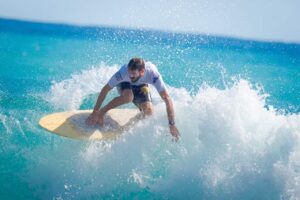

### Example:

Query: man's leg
xmin=120 ymin=84 xmax=153 ymax=129
xmin=122 ymin=101 xmax=153 ymax=130
xmin=97 ymin=89 xmax=133 ymax=125
xmin=139 ymin=101 xmax=153 ymax=116
xmin=131 ymin=84 xmax=153 ymax=116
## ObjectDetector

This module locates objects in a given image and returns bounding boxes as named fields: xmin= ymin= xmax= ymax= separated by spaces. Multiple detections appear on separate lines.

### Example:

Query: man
xmin=86 ymin=57 xmax=180 ymax=140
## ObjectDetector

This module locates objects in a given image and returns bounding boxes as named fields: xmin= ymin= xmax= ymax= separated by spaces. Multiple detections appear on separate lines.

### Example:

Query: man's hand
xmin=85 ymin=111 xmax=99 ymax=125
xmin=169 ymin=125 xmax=180 ymax=142
xmin=85 ymin=110 xmax=104 ymax=126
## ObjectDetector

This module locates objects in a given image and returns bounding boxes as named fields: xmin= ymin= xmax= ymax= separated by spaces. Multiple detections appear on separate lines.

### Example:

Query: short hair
xmin=127 ymin=57 xmax=145 ymax=71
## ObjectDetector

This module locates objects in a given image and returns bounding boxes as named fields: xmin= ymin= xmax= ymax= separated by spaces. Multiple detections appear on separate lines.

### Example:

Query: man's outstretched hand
xmin=169 ymin=125 xmax=180 ymax=142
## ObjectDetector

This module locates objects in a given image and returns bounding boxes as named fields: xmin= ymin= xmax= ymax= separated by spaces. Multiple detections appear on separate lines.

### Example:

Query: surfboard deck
xmin=39 ymin=109 xmax=140 ymax=140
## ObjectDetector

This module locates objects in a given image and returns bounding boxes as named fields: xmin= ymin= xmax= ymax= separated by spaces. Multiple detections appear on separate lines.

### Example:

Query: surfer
xmin=86 ymin=57 xmax=180 ymax=140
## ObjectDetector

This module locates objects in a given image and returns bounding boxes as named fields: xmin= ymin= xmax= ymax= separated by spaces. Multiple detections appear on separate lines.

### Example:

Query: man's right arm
xmin=92 ymin=84 xmax=112 ymax=113
xmin=86 ymin=84 xmax=112 ymax=125
xmin=95 ymin=65 xmax=126 ymax=111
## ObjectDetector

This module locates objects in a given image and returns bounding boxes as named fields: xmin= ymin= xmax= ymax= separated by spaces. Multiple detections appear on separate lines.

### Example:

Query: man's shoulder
xmin=145 ymin=61 xmax=156 ymax=68
xmin=145 ymin=61 xmax=159 ymax=73
xmin=117 ymin=64 xmax=128 ymax=74
xmin=112 ymin=64 xmax=128 ymax=80
xmin=119 ymin=64 xmax=128 ymax=70
xmin=144 ymin=62 xmax=164 ymax=85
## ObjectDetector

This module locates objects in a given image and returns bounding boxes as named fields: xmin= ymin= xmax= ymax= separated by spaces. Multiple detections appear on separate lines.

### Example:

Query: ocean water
xmin=0 ymin=18 xmax=300 ymax=199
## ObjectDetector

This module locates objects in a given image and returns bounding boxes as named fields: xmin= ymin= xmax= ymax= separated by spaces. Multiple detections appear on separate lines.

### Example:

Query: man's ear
xmin=140 ymin=69 xmax=145 ymax=76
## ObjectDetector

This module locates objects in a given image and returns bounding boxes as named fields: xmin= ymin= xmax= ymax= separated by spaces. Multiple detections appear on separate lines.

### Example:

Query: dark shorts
xmin=117 ymin=82 xmax=152 ymax=106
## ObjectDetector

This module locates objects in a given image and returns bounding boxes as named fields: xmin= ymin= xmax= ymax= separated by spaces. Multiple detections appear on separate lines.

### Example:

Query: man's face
xmin=128 ymin=69 xmax=144 ymax=82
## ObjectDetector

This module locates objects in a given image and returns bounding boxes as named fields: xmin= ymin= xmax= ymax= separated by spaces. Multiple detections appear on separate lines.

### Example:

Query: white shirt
xmin=108 ymin=61 xmax=166 ymax=93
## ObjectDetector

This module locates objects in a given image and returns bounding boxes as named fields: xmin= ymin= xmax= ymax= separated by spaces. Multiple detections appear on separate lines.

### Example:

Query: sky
xmin=0 ymin=0 xmax=300 ymax=43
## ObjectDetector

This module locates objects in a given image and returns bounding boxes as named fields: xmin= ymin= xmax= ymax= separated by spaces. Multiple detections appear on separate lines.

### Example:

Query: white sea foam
xmin=47 ymin=62 xmax=119 ymax=110
xmin=30 ymin=64 xmax=300 ymax=199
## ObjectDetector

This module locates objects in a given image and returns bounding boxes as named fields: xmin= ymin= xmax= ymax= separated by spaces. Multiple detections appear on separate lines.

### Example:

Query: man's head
xmin=127 ymin=57 xmax=145 ymax=82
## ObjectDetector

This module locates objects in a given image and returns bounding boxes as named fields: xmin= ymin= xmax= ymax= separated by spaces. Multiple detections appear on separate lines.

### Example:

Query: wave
xmin=5 ymin=63 xmax=300 ymax=199
xmin=46 ymin=62 xmax=119 ymax=110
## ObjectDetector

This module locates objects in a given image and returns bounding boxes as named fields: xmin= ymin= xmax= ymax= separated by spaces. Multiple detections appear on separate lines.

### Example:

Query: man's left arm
xmin=159 ymin=90 xmax=180 ymax=141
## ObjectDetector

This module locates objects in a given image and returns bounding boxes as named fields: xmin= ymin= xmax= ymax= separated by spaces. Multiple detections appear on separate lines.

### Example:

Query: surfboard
xmin=39 ymin=109 xmax=140 ymax=140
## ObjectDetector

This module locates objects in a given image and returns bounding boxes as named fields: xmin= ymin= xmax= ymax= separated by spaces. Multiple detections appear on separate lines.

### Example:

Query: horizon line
xmin=1 ymin=17 xmax=300 ymax=46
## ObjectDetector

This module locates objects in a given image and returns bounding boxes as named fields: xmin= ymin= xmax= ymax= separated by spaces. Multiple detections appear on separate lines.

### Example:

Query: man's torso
xmin=108 ymin=61 xmax=166 ymax=93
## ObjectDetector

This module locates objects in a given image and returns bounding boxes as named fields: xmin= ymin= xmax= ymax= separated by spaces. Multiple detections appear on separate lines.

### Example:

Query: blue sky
xmin=0 ymin=0 xmax=299 ymax=43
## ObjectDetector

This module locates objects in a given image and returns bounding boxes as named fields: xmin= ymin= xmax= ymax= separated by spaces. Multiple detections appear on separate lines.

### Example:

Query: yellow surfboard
xmin=39 ymin=109 xmax=139 ymax=140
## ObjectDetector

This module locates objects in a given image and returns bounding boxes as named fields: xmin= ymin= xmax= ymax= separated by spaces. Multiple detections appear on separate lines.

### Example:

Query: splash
xmin=28 ymin=65 xmax=300 ymax=199
xmin=47 ymin=62 xmax=119 ymax=110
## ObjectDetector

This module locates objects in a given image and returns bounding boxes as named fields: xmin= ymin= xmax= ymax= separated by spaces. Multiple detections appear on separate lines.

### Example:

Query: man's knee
xmin=143 ymin=108 xmax=153 ymax=116
xmin=140 ymin=102 xmax=153 ymax=116
xmin=121 ymin=89 xmax=134 ymax=103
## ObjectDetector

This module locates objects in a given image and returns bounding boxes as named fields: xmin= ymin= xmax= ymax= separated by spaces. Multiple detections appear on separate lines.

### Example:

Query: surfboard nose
xmin=39 ymin=109 xmax=139 ymax=140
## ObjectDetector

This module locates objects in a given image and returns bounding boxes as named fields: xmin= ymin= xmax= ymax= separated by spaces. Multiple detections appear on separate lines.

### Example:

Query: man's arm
xmin=159 ymin=90 xmax=180 ymax=141
xmin=93 ymin=84 xmax=112 ymax=112
xmin=86 ymin=84 xmax=112 ymax=125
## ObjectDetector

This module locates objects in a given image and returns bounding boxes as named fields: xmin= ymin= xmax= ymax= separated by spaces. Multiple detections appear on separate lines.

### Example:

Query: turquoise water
xmin=1 ymin=18 xmax=300 ymax=199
